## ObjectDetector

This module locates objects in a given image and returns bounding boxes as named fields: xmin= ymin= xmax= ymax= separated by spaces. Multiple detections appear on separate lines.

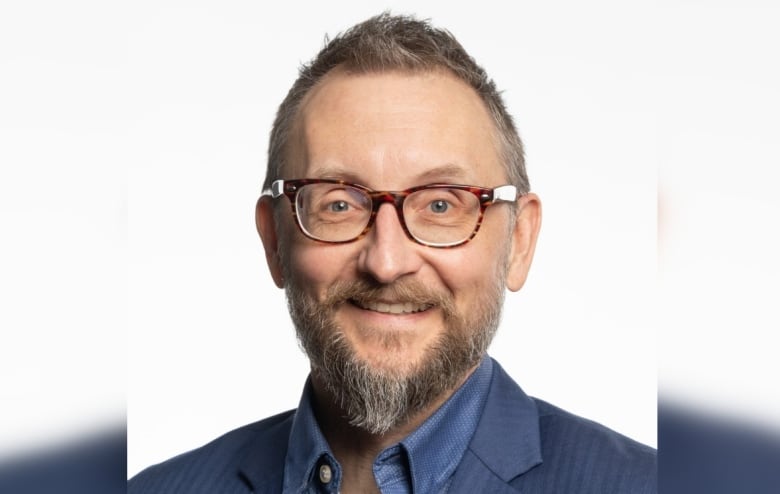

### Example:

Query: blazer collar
xmin=448 ymin=358 xmax=542 ymax=493
xmin=237 ymin=412 xmax=295 ymax=492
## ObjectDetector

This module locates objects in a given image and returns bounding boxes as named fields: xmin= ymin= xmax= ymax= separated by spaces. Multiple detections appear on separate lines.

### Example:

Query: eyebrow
xmin=309 ymin=166 xmax=363 ymax=184
xmin=309 ymin=163 xmax=472 ymax=187
xmin=414 ymin=163 xmax=470 ymax=184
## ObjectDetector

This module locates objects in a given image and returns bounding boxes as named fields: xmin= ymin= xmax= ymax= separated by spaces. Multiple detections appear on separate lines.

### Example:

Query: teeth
xmin=357 ymin=300 xmax=431 ymax=314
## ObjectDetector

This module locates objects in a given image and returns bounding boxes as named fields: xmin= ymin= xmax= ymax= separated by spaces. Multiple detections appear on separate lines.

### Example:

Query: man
xmin=129 ymin=13 xmax=656 ymax=494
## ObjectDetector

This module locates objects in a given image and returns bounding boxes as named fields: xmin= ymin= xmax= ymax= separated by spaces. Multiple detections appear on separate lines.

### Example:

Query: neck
xmin=309 ymin=364 xmax=478 ymax=492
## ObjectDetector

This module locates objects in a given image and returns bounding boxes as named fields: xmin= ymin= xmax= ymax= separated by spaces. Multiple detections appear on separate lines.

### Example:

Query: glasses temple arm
xmin=492 ymin=185 xmax=517 ymax=203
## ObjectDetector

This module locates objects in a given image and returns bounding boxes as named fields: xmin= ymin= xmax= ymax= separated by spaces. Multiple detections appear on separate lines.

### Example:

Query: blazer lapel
xmin=237 ymin=412 xmax=295 ymax=492
xmin=448 ymin=449 xmax=526 ymax=494
xmin=449 ymin=359 xmax=543 ymax=494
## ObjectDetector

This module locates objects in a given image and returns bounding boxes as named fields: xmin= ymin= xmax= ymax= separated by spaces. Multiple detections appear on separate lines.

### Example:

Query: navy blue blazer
xmin=129 ymin=360 xmax=656 ymax=493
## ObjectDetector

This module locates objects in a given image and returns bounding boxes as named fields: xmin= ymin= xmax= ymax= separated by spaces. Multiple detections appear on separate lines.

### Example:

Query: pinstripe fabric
xmin=129 ymin=411 xmax=292 ymax=494
xmin=129 ymin=358 xmax=656 ymax=493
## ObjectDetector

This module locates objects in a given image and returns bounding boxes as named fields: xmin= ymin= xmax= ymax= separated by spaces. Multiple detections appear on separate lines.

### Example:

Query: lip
xmin=348 ymin=299 xmax=434 ymax=315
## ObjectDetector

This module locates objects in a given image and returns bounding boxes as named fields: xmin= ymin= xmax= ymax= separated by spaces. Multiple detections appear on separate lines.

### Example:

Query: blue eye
xmin=328 ymin=201 xmax=349 ymax=212
xmin=429 ymin=200 xmax=449 ymax=213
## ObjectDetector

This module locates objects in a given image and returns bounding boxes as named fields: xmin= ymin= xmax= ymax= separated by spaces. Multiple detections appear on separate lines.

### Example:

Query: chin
xmin=342 ymin=325 xmax=439 ymax=371
xmin=355 ymin=348 xmax=428 ymax=377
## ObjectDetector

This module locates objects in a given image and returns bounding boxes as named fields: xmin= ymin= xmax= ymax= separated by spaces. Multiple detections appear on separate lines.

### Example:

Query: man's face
xmin=259 ymin=70 xmax=540 ymax=433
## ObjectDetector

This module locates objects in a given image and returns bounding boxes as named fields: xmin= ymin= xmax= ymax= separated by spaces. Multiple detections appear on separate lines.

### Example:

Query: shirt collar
xmin=283 ymin=357 xmax=493 ymax=493
xmin=398 ymin=356 xmax=493 ymax=493
xmin=283 ymin=377 xmax=339 ymax=493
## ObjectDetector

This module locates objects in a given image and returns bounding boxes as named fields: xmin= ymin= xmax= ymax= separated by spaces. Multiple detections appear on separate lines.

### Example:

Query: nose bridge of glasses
xmin=367 ymin=191 xmax=413 ymax=237
xmin=368 ymin=190 xmax=404 ymax=206
xmin=368 ymin=191 xmax=406 ymax=219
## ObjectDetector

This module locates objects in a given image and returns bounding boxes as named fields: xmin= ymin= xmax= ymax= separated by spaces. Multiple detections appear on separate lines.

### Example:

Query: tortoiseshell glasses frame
xmin=268 ymin=179 xmax=518 ymax=248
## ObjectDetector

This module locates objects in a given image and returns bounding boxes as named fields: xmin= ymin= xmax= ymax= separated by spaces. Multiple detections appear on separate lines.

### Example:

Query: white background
xmin=124 ymin=1 xmax=658 ymax=476
xmin=1 ymin=0 xmax=777 ymax=480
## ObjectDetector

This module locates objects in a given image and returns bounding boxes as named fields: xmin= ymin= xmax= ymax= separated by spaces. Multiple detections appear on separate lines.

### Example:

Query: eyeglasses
xmin=268 ymin=179 xmax=518 ymax=248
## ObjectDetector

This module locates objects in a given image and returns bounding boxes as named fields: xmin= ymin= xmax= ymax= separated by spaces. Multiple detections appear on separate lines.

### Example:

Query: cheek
xmin=440 ymin=213 xmax=513 ymax=301
xmin=431 ymin=245 xmax=506 ymax=309
xmin=288 ymin=243 xmax=355 ymax=295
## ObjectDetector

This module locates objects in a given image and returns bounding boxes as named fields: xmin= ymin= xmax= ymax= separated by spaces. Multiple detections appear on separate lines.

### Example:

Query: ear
xmin=256 ymin=196 xmax=285 ymax=288
xmin=506 ymin=193 xmax=542 ymax=292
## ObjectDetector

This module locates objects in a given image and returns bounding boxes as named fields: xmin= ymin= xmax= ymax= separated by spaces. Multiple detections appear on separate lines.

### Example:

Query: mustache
xmin=319 ymin=278 xmax=456 ymax=314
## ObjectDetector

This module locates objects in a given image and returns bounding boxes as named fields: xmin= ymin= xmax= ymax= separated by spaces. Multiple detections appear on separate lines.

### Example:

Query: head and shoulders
xmin=130 ymin=12 xmax=654 ymax=493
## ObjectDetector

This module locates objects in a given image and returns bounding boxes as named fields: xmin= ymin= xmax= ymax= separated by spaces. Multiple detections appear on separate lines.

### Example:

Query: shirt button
xmin=319 ymin=464 xmax=333 ymax=484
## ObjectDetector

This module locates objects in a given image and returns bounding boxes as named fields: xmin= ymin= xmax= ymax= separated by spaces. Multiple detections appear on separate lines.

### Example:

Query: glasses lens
xmin=404 ymin=187 xmax=481 ymax=246
xmin=295 ymin=183 xmax=372 ymax=241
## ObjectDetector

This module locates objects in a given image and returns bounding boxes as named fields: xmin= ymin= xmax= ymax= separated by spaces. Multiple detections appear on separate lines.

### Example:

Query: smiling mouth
xmin=350 ymin=299 xmax=433 ymax=315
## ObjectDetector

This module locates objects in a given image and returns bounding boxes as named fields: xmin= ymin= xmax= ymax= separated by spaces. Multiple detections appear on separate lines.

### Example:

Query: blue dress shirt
xmin=282 ymin=358 xmax=493 ymax=493
xmin=128 ymin=357 xmax=656 ymax=493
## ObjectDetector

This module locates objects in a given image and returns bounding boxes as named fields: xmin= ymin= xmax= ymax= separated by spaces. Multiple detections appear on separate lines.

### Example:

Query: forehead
xmin=287 ymin=70 xmax=507 ymax=187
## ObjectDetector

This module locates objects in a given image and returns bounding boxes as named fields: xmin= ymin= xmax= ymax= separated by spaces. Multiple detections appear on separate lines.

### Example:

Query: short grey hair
xmin=263 ymin=12 xmax=529 ymax=194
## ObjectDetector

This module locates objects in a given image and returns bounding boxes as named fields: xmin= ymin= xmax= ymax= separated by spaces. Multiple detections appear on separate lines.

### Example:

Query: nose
xmin=358 ymin=203 xmax=423 ymax=284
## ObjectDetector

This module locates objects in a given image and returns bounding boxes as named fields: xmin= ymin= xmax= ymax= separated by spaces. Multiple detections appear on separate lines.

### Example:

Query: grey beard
xmin=285 ymin=277 xmax=504 ymax=435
